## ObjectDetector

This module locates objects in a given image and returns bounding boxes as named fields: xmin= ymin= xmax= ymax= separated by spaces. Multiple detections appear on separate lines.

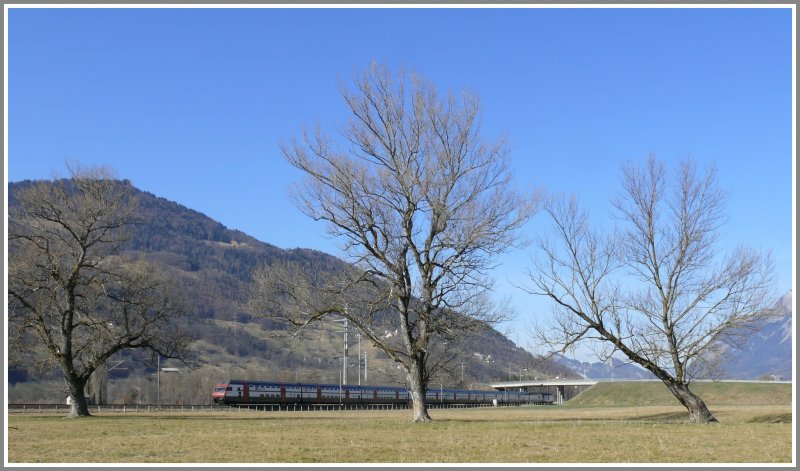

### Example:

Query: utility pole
xmin=330 ymin=317 xmax=349 ymax=387
xmin=358 ymin=332 xmax=361 ymax=386
xmin=343 ymin=317 xmax=348 ymax=386
xmin=364 ymin=352 xmax=367 ymax=383
xmin=157 ymin=355 xmax=160 ymax=409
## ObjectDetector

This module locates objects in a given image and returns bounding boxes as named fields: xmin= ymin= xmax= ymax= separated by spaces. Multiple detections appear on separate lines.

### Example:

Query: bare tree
xmin=250 ymin=63 xmax=536 ymax=422
xmin=8 ymin=165 xmax=189 ymax=417
xmin=525 ymin=156 xmax=774 ymax=423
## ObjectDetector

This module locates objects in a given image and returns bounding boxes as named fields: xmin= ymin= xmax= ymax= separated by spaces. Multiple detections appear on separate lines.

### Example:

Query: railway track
xmin=7 ymin=401 xmax=547 ymax=414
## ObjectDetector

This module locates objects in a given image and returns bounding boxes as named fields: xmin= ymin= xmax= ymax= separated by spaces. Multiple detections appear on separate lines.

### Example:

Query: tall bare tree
xmin=526 ymin=156 xmax=774 ymax=423
xmin=8 ymin=165 xmax=189 ymax=417
xmin=250 ymin=63 xmax=536 ymax=422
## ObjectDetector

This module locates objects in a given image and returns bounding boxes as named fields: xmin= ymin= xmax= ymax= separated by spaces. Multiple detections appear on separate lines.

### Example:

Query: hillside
xmin=7 ymin=180 xmax=572 ymax=403
xmin=568 ymin=381 xmax=792 ymax=408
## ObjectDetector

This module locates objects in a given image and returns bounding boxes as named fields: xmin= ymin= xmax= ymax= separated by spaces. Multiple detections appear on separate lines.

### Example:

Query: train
xmin=212 ymin=379 xmax=553 ymax=406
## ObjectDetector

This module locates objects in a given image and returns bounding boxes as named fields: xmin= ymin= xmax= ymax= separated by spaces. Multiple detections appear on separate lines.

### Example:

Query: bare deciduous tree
xmin=525 ymin=156 xmax=774 ymax=423
xmin=8 ymin=165 xmax=189 ymax=417
xmin=250 ymin=63 xmax=536 ymax=422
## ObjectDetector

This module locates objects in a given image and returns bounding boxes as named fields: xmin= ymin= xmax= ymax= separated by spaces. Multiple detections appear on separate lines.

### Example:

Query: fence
xmin=7 ymin=401 xmax=535 ymax=414
xmin=8 ymin=403 xmax=223 ymax=414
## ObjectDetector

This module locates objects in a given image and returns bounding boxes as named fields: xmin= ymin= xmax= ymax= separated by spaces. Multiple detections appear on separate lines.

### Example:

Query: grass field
xmin=7 ymin=381 xmax=793 ymax=464
xmin=569 ymin=381 xmax=793 ymax=408
xmin=7 ymin=402 xmax=792 ymax=464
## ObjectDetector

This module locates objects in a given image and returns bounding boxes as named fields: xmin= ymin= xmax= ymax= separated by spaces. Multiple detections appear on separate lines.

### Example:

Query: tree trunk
xmin=406 ymin=363 xmax=432 ymax=423
xmin=87 ymin=364 xmax=108 ymax=406
xmin=665 ymin=381 xmax=718 ymax=423
xmin=66 ymin=380 xmax=92 ymax=418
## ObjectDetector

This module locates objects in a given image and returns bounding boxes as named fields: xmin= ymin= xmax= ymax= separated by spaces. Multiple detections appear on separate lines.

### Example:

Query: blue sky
xmin=6 ymin=7 xmax=794 ymax=354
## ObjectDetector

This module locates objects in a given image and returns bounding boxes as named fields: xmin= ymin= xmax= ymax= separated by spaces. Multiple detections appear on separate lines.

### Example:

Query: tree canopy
xmin=251 ymin=63 xmax=537 ymax=422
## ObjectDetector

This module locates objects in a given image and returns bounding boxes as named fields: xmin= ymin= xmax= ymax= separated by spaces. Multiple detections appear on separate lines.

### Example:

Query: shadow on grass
xmin=747 ymin=413 xmax=792 ymax=424
xmin=434 ymin=413 xmax=693 ymax=425
xmin=440 ymin=410 xmax=793 ymax=425
xmin=625 ymin=411 xmax=689 ymax=422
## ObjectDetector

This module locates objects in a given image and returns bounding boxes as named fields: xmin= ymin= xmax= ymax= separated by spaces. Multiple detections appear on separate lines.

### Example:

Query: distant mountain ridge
xmin=552 ymin=291 xmax=793 ymax=381
xmin=718 ymin=291 xmax=793 ymax=380
xmin=552 ymin=354 xmax=655 ymax=380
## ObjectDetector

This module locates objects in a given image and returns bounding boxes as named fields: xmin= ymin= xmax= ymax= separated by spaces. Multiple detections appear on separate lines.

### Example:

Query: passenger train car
xmin=212 ymin=380 xmax=551 ymax=406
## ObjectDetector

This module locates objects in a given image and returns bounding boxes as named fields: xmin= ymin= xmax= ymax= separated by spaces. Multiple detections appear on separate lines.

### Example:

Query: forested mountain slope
xmin=8 ymin=180 xmax=572 ymax=403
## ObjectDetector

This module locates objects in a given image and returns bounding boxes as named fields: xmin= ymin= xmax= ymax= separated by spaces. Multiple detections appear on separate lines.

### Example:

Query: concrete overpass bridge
xmin=490 ymin=379 xmax=598 ymax=404
xmin=490 ymin=378 xmax=792 ymax=404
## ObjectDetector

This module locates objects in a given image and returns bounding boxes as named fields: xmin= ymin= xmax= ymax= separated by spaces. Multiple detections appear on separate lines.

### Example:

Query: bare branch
xmin=525 ymin=156 xmax=774 ymax=424
xmin=8 ymin=166 xmax=189 ymax=417
xmin=253 ymin=63 xmax=537 ymax=422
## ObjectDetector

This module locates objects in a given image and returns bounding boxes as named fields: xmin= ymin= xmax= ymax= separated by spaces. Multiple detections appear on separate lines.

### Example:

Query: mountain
xmin=552 ymin=354 xmax=655 ymax=380
xmin=7 ymin=180 xmax=572 ymax=403
xmin=718 ymin=291 xmax=793 ymax=380
xmin=552 ymin=291 xmax=793 ymax=381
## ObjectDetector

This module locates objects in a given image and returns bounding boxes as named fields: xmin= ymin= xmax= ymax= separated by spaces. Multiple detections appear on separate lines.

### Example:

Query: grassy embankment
xmin=7 ymin=381 xmax=792 ymax=464
xmin=568 ymin=380 xmax=792 ymax=407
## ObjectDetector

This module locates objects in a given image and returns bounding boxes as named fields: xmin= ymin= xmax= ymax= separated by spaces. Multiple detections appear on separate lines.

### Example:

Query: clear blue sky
xmin=6 ymin=7 xmax=794 ymax=354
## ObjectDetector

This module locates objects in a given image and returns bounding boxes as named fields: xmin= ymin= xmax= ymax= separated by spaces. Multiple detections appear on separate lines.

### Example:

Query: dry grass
xmin=7 ymin=404 xmax=792 ymax=464
xmin=569 ymin=381 xmax=793 ymax=407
